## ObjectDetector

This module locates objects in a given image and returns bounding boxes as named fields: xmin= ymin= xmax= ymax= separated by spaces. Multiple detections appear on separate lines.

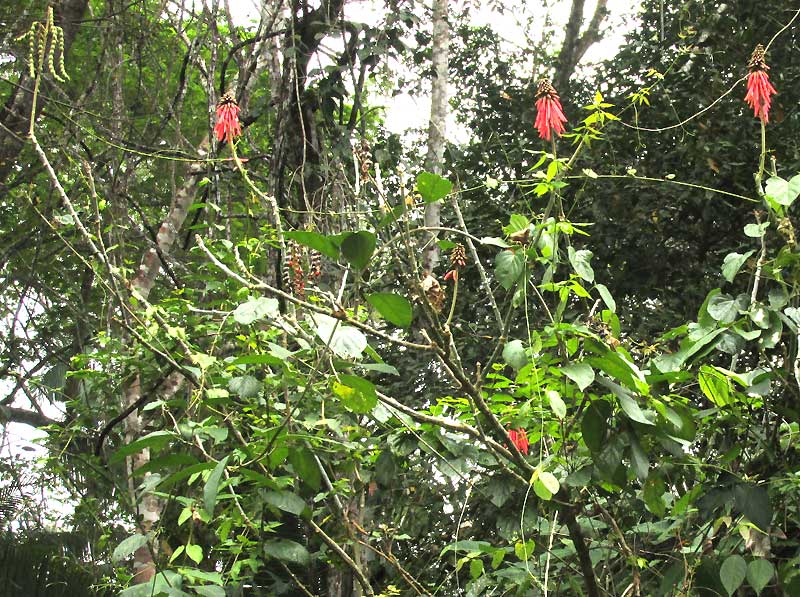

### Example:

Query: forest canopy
xmin=1 ymin=1 xmax=800 ymax=595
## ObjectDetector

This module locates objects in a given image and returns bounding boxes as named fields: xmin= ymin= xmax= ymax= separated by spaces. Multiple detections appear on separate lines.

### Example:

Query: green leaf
xmin=341 ymin=231 xmax=376 ymax=269
xmin=720 ymin=555 xmax=747 ymax=596
xmin=110 ymin=431 xmax=174 ymax=465
xmin=629 ymin=433 xmax=649 ymax=482
xmin=581 ymin=403 xmax=608 ymax=453
xmin=284 ymin=230 xmax=340 ymax=259
xmin=185 ymin=544 xmax=203 ymax=565
xmin=264 ymin=539 xmax=311 ymax=565
xmin=643 ymin=473 xmax=666 ymax=517
xmin=744 ymin=222 xmax=769 ymax=238
xmin=233 ymin=297 xmax=279 ymax=325
xmin=112 ymin=533 xmax=148 ymax=563
xmin=595 ymin=283 xmax=616 ymax=312
xmin=333 ymin=374 xmax=378 ymax=414
xmin=734 ymin=483 xmax=772 ymax=530
xmin=534 ymin=471 xmax=560 ymax=500
xmin=311 ymin=314 xmax=368 ymax=359
xmin=746 ymin=559 xmax=774 ymax=595
xmin=561 ymin=362 xmax=595 ymax=391
xmin=546 ymin=390 xmax=566 ymax=419
xmin=495 ymin=250 xmax=525 ymax=290
xmin=698 ymin=365 xmax=732 ymax=406
xmin=502 ymin=340 xmax=527 ymax=370
xmin=764 ymin=175 xmax=800 ymax=207
xmin=289 ymin=447 xmax=321 ymax=490
xmin=203 ymin=455 xmax=229 ymax=516
xmin=568 ymin=247 xmax=595 ymax=282
xmin=193 ymin=587 xmax=226 ymax=597
xmin=707 ymin=293 xmax=744 ymax=323
xmin=264 ymin=490 xmax=307 ymax=516
xmin=722 ymin=251 xmax=754 ymax=283
xmin=118 ymin=571 xmax=183 ymax=597
xmin=469 ymin=558 xmax=484 ymax=579
xmin=366 ymin=293 xmax=413 ymax=328
xmin=228 ymin=375 xmax=262 ymax=398
xmin=417 ymin=171 xmax=453 ymax=203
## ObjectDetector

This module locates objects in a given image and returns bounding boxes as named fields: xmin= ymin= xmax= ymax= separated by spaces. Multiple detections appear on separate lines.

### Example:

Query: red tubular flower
xmin=443 ymin=269 xmax=458 ymax=282
xmin=507 ymin=428 xmax=529 ymax=455
xmin=214 ymin=92 xmax=242 ymax=142
xmin=744 ymin=44 xmax=777 ymax=123
xmin=534 ymin=79 xmax=568 ymax=141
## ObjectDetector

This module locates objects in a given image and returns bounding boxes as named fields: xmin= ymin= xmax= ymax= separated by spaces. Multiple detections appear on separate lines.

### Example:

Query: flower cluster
xmin=507 ymin=428 xmax=529 ymax=455
xmin=744 ymin=44 xmax=777 ymax=124
xmin=534 ymin=79 xmax=568 ymax=141
xmin=214 ymin=92 xmax=242 ymax=142
xmin=444 ymin=243 xmax=467 ymax=282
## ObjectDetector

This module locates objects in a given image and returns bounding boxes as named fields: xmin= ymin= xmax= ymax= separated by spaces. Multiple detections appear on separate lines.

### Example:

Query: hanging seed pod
xmin=421 ymin=272 xmax=445 ymax=313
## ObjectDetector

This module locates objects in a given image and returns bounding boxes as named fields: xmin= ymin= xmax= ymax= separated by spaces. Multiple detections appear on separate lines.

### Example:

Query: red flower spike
xmin=534 ymin=79 xmax=567 ymax=141
xmin=744 ymin=44 xmax=777 ymax=124
xmin=507 ymin=428 xmax=529 ymax=455
xmin=214 ymin=92 xmax=242 ymax=142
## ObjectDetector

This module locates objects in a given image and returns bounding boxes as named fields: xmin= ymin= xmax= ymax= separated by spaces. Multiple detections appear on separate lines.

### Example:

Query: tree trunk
xmin=422 ymin=0 xmax=449 ymax=273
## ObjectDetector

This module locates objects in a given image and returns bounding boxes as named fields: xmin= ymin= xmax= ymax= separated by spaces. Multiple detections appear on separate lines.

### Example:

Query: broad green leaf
xmin=288 ymin=447 xmax=321 ymax=490
xmin=744 ymin=222 xmax=769 ymax=238
xmin=514 ymin=539 xmax=535 ymax=561
xmin=264 ymin=490 xmax=306 ymax=516
xmin=341 ymin=231 xmax=376 ymax=269
xmin=112 ymin=533 xmax=149 ymax=563
xmin=203 ymin=455 xmax=229 ymax=516
xmin=734 ymin=483 xmax=772 ymax=531
xmin=311 ymin=314 xmax=368 ymax=359
xmin=561 ymin=362 xmax=595 ymax=391
xmin=707 ymin=293 xmax=745 ymax=323
xmin=538 ymin=471 xmax=560 ymax=495
xmin=480 ymin=236 xmax=510 ymax=248
xmin=746 ymin=559 xmax=774 ymax=595
xmin=595 ymin=283 xmax=616 ymax=312
xmin=194 ymin=587 xmax=226 ymax=597
xmin=722 ymin=251 xmax=754 ymax=283
xmin=228 ymin=375 xmax=262 ymax=398
xmin=417 ymin=171 xmax=453 ymax=203
xmin=233 ymin=297 xmax=279 ymax=325
xmin=764 ymin=175 xmax=800 ymax=207
xmin=629 ymin=433 xmax=649 ymax=482
xmin=495 ymin=249 xmax=525 ymax=290
xmin=581 ymin=402 xmax=609 ymax=453
xmin=264 ymin=539 xmax=311 ymax=565
xmin=333 ymin=374 xmax=377 ymax=413
xmin=185 ymin=544 xmax=203 ymax=565
xmin=502 ymin=340 xmax=527 ymax=370
xmin=568 ymin=247 xmax=595 ymax=282
xmin=546 ymin=390 xmax=566 ymax=419
xmin=469 ymin=558 xmax=484 ymax=579
xmin=366 ymin=293 xmax=413 ymax=328
xmin=284 ymin=230 xmax=340 ymax=259
xmin=643 ymin=473 xmax=666 ymax=517
xmin=720 ymin=555 xmax=747 ymax=596
xmin=698 ymin=365 xmax=732 ymax=406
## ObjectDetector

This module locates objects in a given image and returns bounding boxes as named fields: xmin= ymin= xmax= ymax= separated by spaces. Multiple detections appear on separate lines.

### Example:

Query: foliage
xmin=2 ymin=1 xmax=800 ymax=596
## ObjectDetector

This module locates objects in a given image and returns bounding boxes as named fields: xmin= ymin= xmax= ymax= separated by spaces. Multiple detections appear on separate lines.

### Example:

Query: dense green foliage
xmin=2 ymin=1 xmax=800 ymax=596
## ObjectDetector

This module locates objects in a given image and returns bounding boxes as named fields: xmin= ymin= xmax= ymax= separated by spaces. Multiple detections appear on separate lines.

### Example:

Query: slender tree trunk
xmin=422 ymin=0 xmax=449 ymax=273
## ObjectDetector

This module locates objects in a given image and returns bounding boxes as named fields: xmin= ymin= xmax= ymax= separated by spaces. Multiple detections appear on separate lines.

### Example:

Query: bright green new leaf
xmin=546 ymin=390 xmax=566 ymax=419
xmin=186 ymin=544 xmax=203 ymax=565
xmin=595 ymin=283 xmax=616 ymax=312
xmin=417 ymin=171 xmax=453 ymax=203
xmin=333 ymin=374 xmax=377 ymax=413
xmin=764 ymin=175 xmax=800 ymax=207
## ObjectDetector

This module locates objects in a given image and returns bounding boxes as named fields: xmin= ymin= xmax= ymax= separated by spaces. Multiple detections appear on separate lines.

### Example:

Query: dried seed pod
xmin=421 ymin=272 xmax=445 ymax=313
